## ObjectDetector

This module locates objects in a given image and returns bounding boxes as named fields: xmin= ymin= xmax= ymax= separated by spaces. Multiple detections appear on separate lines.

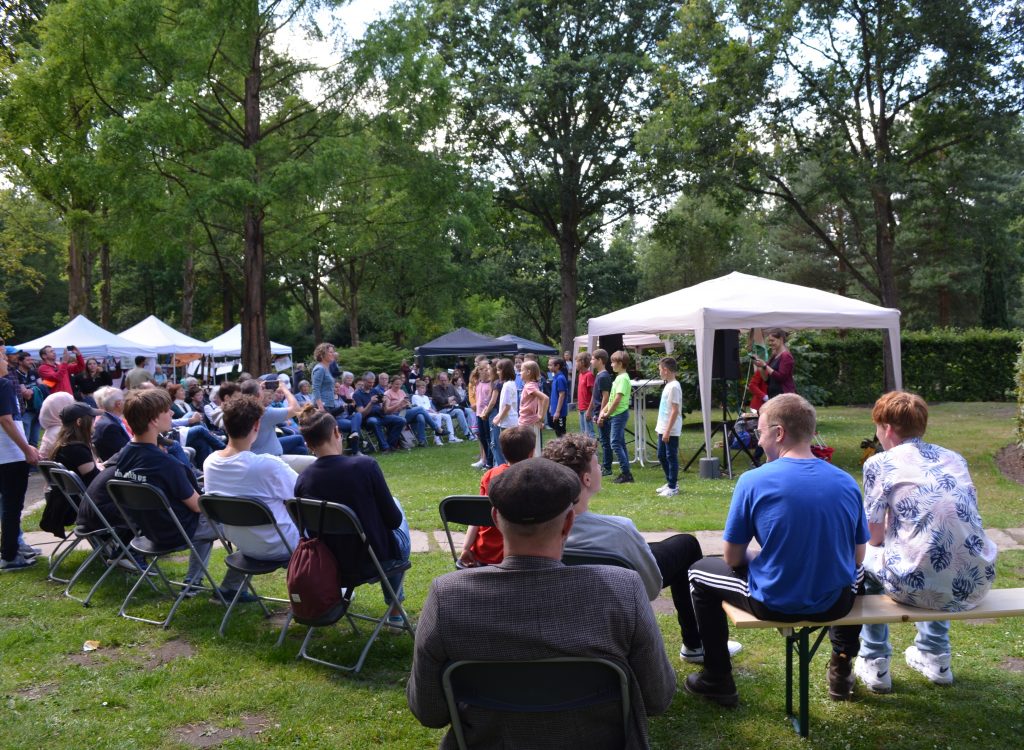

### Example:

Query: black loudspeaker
xmin=712 ymin=329 xmax=740 ymax=380
xmin=598 ymin=334 xmax=624 ymax=358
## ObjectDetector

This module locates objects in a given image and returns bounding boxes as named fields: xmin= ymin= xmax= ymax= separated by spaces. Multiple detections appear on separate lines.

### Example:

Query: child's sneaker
xmin=434 ymin=436 xmax=444 ymax=446
xmin=470 ymin=459 xmax=485 ymax=469
xmin=680 ymin=640 xmax=743 ymax=663
xmin=854 ymin=655 xmax=892 ymax=693
xmin=0 ymin=554 xmax=37 ymax=572
xmin=660 ymin=486 xmax=679 ymax=497
xmin=655 ymin=483 xmax=669 ymax=494
xmin=448 ymin=435 xmax=463 ymax=443
xmin=904 ymin=645 xmax=953 ymax=685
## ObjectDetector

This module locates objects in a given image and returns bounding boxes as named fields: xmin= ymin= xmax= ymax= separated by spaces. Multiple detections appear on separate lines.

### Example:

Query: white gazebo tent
xmin=587 ymin=272 xmax=902 ymax=461
xmin=119 ymin=315 xmax=213 ymax=356
xmin=204 ymin=324 xmax=292 ymax=357
xmin=15 ymin=315 xmax=157 ymax=361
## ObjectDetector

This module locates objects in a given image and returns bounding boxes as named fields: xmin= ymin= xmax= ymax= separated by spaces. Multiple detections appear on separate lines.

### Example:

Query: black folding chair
xmin=106 ymin=479 xmax=227 ymax=628
xmin=441 ymin=658 xmax=631 ymax=750
xmin=49 ymin=467 xmax=153 ymax=606
xmin=438 ymin=495 xmax=495 ymax=568
xmin=38 ymin=460 xmax=81 ymax=581
xmin=561 ymin=549 xmax=635 ymax=569
xmin=198 ymin=494 xmax=293 ymax=638
xmin=284 ymin=497 xmax=414 ymax=673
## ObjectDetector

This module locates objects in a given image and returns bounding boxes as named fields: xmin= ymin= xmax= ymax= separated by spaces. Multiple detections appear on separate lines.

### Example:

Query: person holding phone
xmin=752 ymin=329 xmax=795 ymax=398
xmin=36 ymin=344 xmax=86 ymax=396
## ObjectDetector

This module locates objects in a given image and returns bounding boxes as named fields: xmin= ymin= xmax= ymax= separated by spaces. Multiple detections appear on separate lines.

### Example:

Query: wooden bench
xmin=723 ymin=588 xmax=1024 ymax=737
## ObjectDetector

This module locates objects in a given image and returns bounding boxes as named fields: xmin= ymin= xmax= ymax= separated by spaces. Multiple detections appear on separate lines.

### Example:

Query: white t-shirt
xmin=410 ymin=393 xmax=436 ymax=413
xmin=498 ymin=380 xmax=519 ymax=428
xmin=202 ymin=450 xmax=300 ymax=560
xmin=655 ymin=380 xmax=683 ymax=437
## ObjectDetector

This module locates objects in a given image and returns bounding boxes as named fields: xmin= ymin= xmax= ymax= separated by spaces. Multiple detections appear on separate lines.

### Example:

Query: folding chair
xmin=38 ymin=460 xmax=81 ymax=581
xmin=49 ymin=467 xmax=154 ymax=606
xmin=561 ymin=549 xmax=634 ymax=569
xmin=284 ymin=497 xmax=414 ymax=673
xmin=106 ymin=479 xmax=227 ymax=628
xmin=438 ymin=495 xmax=495 ymax=568
xmin=441 ymin=658 xmax=631 ymax=750
xmin=198 ymin=494 xmax=293 ymax=638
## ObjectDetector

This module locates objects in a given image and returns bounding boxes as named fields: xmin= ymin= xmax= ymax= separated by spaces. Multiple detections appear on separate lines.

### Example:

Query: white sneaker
xmin=680 ymin=640 xmax=743 ymax=663
xmin=656 ymin=483 xmax=669 ymax=494
xmin=659 ymin=487 xmax=679 ymax=497
xmin=904 ymin=645 xmax=953 ymax=685
xmin=448 ymin=436 xmax=463 ymax=443
xmin=433 ymin=436 xmax=444 ymax=446
xmin=854 ymin=655 xmax=892 ymax=693
xmin=470 ymin=459 xmax=485 ymax=469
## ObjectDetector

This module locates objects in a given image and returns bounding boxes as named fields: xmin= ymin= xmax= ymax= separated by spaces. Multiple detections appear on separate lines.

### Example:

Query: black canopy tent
xmin=414 ymin=327 xmax=514 ymax=358
xmin=497 ymin=334 xmax=558 ymax=355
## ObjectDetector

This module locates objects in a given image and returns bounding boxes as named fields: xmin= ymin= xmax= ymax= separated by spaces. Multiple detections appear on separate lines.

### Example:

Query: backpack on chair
xmin=286 ymin=501 xmax=345 ymax=623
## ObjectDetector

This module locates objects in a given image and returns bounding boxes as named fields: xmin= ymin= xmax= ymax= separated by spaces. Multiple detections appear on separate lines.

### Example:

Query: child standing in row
xmin=575 ymin=352 xmax=594 ymax=438
xmin=655 ymin=357 xmax=683 ymax=497
xmin=547 ymin=357 xmax=569 ymax=437
xmin=590 ymin=349 xmax=613 ymax=476
xmin=517 ymin=361 xmax=548 ymax=457
xmin=598 ymin=350 xmax=633 ymax=483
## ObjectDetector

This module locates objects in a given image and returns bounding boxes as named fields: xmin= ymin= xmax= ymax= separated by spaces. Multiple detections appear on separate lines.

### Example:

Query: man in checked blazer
xmin=407 ymin=458 xmax=676 ymax=750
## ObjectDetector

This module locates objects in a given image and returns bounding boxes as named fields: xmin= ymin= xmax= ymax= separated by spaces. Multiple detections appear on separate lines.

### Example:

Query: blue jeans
xmin=441 ymin=407 xmax=470 ymax=437
xmin=476 ymin=413 xmax=493 ymax=467
xmin=491 ymin=422 xmax=505 ymax=466
xmin=22 ymin=412 xmax=40 ymax=448
xmin=657 ymin=434 xmax=679 ymax=489
xmin=579 ymin=410 xmax=594 ymax=438
xmin=278 ymin=434 xmax=308 ymax=455
xmin=597 ymin=414 xmax=612 ymax=472
xmin=404 ymin=407 xmax=429 ymax=444
xmin=361 ymin=498 xmax=411 ymax=605
xmin=860 ymin=571 xmax=951 ymax=657
xmin=335 ymin=411 xmax=363 ymax=436
xmin=186 ymin=425 xmax=225 ymax=467
xmin=609 ymin=410 xmax=631 ymax=477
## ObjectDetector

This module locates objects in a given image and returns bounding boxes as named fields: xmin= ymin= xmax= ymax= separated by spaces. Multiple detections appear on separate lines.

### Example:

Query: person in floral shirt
xmin=855 ymin=391 xmax=997 ymax=693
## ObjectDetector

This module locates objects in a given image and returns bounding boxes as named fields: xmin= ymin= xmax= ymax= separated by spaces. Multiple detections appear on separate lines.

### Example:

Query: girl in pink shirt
xmin=517 ymin=361 xmax=549 ymax=457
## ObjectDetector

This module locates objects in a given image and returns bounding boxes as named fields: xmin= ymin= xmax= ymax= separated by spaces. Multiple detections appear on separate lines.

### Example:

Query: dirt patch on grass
xmin=995 ymin=444 xmax=1024 ymax=485
xmin=15 ymin=682 xmax=57 ymax=700
xmin=999 ymin=657 xmax=1024 ymax=673
xmin=141 ymin=639 xmax=195 ymax=670
xmin=651 ymin=596 xmax=676 ymax=616
xmin=67 ymin=647 xmax=127 ymax=667
xmin=173 ymin=714 xmax=269 ymax=748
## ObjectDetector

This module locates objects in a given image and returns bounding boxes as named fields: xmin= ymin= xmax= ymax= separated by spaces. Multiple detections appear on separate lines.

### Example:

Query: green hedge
xmin=642 ymin=329 xmax=1021 ymax=408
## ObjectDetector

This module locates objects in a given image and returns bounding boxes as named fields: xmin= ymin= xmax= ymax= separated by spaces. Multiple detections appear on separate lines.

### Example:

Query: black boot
xmin=827 ymin=652 xmax=855 ymax=701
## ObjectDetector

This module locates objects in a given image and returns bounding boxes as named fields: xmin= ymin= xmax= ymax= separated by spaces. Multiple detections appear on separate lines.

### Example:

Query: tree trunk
xmin=221 ymin=272 xmax=234 ymax=331
xmin=99 ymin=240 xmax=111 ymax=327
xmin=240 ymin=26 xmax=270 ymax=375
xmin=182 ymin=249 xmax=195 ymax=333
xmin=557 ymin=230 xmax=579 ymax=356
xmin=66 ymin=223 xmax=91 ymax=317
xmin=308 ymin=283 xmax=323 ymax=344
xmin=346 ymin=258 xmax=360 ymax=347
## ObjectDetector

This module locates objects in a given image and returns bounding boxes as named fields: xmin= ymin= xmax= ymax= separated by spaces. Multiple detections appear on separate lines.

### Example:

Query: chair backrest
xmin=438 ymin=495 xmax=494 ymax=565
xmin=286 ymin=497 xmax=365 ymax=539
xmin=38 ymin=460 xmax=65 ymax=487
xmin=561 ymin=549 xmax=634 ymax=569
xmin=441 ymin=658 xmax=630 ymax=750
xmin=199 ymin=493 xmax=295 ymax=556
xmin=51 ymin=466 xmax=123 ymax=540
xmin=106 ymin=479 xmax=192 ymax=549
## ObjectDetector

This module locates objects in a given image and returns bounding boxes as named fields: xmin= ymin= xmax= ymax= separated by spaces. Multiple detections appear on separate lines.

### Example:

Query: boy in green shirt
xmin=597 ymin=350 xmax=633 ymax=483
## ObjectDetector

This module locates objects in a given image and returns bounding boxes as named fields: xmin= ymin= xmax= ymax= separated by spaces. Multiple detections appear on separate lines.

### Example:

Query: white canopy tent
xmin=118 ymin=315 xmax=213 ymax=355
xmin=587 ymin=272 xmax=902 ymax=460
xmin=204 ymin=324 xmax=292 ymax=357
xmin=14 ymin=315 xmax=157 ymax=360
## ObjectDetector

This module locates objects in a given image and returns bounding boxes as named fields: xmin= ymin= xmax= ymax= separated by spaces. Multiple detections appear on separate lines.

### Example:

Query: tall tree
xmin=652 ymin=0 xmax=1023 ymax=386
xmin=424 ymin=0 xmax=676 ymax=353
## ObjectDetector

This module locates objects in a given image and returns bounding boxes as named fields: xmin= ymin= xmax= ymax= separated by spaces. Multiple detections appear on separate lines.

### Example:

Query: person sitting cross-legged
xmin=407 ymin=457 xmax=676 ymax=750
xmin=113 ymin=388 xmax=255 ymax=602
xmin=202 ymin=394 xmax=300 ymax=563
xmin=686 ymin=393 xmax=867 ymax=706
xmin=544 ymin=433 xmax=742 ymax=666
xmin=854 ymin=391 xmax=997 ymax=693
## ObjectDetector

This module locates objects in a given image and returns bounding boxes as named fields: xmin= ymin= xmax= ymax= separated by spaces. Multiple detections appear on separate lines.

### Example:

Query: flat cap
xmin=488 ymin=457 xmax=580 ymax=524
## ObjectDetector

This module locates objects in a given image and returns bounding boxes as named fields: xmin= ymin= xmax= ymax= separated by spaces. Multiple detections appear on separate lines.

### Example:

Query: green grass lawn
xmin=2 ymin=403 xmax=1022 ymax=749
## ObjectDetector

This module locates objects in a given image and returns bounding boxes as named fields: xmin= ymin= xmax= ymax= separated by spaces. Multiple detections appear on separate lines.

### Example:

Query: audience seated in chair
xmin=407 ymin=457 xmax=675 ymax=749
xmin=112 ymin=387 xmax=254 ymax=602
xmin=201 ymin=394 xmax=299 ymax=561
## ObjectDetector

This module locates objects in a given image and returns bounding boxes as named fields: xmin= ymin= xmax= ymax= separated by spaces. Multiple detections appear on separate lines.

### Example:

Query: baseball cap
xmin=488 ymin=458 xmax=581 ymax=524
xmin=59 ymin=402 xmax=102 ymax=425
xmin=4 ymin=346 xmax=17 ymax=355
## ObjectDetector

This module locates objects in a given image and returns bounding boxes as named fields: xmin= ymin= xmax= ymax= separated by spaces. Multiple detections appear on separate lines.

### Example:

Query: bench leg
xmin=785 ymin=626 xmax=828 ymax=738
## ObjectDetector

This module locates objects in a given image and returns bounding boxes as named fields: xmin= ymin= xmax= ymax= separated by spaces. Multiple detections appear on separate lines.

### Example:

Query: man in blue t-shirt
xmin=685 ymin=394 xmax=868 ymax=706
xmin=115 ymin=388 xmax=250 ymax=600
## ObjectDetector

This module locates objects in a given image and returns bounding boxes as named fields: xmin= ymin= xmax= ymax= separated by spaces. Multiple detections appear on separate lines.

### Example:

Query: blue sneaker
xmin=0 ymin=554 xmax=37 ymax=572
xmin=213 ymin=588 xmax=260 ymax=604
